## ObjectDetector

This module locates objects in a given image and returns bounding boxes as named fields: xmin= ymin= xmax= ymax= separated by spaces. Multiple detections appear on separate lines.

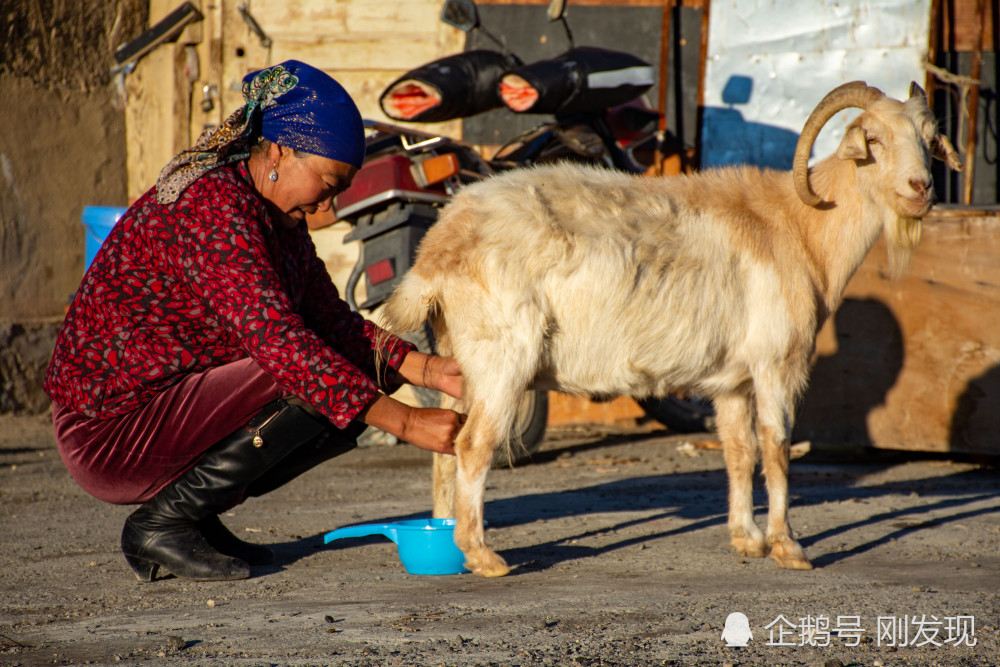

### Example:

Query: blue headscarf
xmin=157 ymin=60 xmax=365 ymax=204
xmin=255 ymin=60 xmax=365 ymax=168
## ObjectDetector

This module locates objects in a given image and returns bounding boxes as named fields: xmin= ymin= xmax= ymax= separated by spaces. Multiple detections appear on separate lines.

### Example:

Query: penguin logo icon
xmin=721 ymin=612 xmax=753 ymax=646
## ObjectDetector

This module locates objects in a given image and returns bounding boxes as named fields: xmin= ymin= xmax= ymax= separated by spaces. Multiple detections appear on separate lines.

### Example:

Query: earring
xmin=268 ymin=165 xmax=278 ymax=182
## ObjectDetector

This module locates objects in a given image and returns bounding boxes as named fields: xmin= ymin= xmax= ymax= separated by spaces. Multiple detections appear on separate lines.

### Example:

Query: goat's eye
xmin=867 ymin=136 xmax=882 ymax=147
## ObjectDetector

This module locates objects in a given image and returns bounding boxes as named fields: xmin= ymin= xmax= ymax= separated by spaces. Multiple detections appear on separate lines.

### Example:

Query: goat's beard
xmin=884 ymin=215 xmax=922 ymax=278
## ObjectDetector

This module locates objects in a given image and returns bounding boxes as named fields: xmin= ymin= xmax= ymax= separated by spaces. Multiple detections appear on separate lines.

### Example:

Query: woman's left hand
xmin=397 ymin=351 xmax=463 ymax=400
xmin=430 ymin=355 xmax=463 ymax=400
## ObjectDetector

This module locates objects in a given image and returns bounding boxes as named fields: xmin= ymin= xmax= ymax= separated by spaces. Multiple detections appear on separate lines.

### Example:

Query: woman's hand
xmin=358 ymin=394 xmax=463 ymax=455
xmin=400 ymin=405 xmax=465 ymax=455
xmin=428 ymin=355 xmax=463 ymax=400
xmin=397 ymin=351 xmax=463 ymax=400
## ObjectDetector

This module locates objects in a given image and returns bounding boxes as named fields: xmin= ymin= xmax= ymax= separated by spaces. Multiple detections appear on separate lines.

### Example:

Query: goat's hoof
xmin=471 ymin=563 xmax=511 ymax=578
xmin=730 ymin=534 xmax=767 ymax=559
xmin=769 ymin=539 xmax=813 ymax=570
xmin=466 ymin=549 xmax=510 ymax=578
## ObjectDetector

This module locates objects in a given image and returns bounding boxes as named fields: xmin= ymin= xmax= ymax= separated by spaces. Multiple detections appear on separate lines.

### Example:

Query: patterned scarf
xmin=156 ymin=60 xmax=363 ymax=204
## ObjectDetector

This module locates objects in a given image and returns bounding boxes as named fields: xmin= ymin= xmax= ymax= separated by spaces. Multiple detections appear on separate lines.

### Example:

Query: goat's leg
xmin=431 ymin=393 xmax=463 ymax=518
xmin=426 ymin=322 xmax=459 ymax=519
xmin=452 ymin=405 xmax=510 ymax=577
xmin=715 ymin=393 xmax=766 ymax=558
xmin=755 ymin=382 xmax=812 ymax=570
xmin=443 ymin=309 xmax=542 ymax=577
xmin=432 ymin=453 xmax=457 ymax=518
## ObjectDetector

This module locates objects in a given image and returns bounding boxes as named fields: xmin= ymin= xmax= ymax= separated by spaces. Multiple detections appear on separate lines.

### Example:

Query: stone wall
xmin=0 ymin=0 xmax=146 ymax=413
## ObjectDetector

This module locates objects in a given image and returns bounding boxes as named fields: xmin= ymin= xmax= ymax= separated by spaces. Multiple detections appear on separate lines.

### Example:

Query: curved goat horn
xmin=792 ymin=81 xmax=886 ymax=207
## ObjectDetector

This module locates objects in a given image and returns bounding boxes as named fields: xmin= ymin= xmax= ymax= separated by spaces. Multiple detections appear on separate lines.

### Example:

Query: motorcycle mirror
xmin=441 ymin=0 xmax=514 ymax=57
xmin=546 ymin=0 xmax=574 ymax=48
xmin=441 ymin=0 xmax=480 ymax=32
xmin=547 ymin=0 xmax=566 ymax=21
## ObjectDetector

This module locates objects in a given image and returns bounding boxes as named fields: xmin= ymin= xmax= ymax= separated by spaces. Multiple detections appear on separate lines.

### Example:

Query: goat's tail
xmin=379 ymin=270 xmax=438 ymax=336
xmin=373 ymin=272 xmax=439 ymax=387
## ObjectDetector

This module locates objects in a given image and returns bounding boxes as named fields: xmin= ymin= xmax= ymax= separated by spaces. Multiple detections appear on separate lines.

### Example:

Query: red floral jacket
xmin=44 ymin=162 xmax=414 ymax=428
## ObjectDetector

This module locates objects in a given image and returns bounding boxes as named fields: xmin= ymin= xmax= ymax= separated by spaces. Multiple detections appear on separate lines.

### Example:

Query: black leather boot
xmin=244 ymin=424 xmax=360 ymax=498
xmin=120 ymin=399 xmax=336 ymax=581
xmin=197 ymin=515 xmax=277 ymax=566
xmin=199 ymin=426 xmax=359 ymax=566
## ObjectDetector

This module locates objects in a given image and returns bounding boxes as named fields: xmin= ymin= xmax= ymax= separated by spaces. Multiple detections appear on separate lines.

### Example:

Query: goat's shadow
xmin=262 ymin=301 xmax=999 ymax=576
xmin=263 ymin=440 xmax=999 ymax=576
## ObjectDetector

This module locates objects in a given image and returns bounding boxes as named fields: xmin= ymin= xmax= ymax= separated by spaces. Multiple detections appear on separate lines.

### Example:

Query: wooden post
xmin=925 ymin=0 xmax=941 ymax=99
xmin=961 ymin=0 xmax=985 ymax=205
xmin=654 ymin=0 xmax=674 ymax=176
xmin=694 ymin=0 xmax=710 ymax=169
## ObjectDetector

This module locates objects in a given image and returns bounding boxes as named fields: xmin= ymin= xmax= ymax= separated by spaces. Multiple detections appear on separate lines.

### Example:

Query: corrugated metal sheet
xmin=702 ymin=0 xmax=931 ymax=169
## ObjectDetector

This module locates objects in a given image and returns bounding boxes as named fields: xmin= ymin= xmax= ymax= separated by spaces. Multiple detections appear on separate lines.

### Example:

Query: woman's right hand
xmin=401 ymin=406 xmax=465 ymax=455
xmin=357 ymin=394 xmax=463 ymax=455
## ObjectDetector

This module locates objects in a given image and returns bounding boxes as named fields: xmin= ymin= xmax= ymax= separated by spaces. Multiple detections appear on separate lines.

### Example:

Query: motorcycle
xmin=380 ymin=0 xmax=663 ymax=175
xmin=334 ymin=0 xmax=712 ymax=459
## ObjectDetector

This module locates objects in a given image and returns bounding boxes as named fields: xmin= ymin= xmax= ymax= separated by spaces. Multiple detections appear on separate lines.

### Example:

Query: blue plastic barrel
xmin=81 ymin=206 xmax=127 ymax=271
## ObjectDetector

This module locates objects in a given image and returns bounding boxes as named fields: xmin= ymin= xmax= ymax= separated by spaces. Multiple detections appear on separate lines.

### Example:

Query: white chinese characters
xmin=724 ymin=613 xmax=978 ymax=648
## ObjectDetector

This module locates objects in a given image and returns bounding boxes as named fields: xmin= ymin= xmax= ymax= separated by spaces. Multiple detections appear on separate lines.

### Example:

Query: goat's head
xmin=793 ymin=81 xmax=962 ymax=212
xmin=792 ymin=81 xmax=963 ymax=272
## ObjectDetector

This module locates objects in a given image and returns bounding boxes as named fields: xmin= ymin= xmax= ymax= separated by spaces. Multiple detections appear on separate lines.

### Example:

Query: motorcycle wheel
xmin=404 ymin=324 xmax=549 ymax=467
xmin=638 ymin=395 xmax=715 ymax=434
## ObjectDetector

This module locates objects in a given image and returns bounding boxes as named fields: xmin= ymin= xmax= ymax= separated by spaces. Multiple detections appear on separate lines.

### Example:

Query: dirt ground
xmin=1 ymin=413 xmax=998 ymax=667
xmin=3 ymin=3 xmax=996 ymax=663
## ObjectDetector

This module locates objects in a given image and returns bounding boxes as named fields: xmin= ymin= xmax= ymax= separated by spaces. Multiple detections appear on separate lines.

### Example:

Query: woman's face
xmin=266 ymin=150 xmax=357 ymax=225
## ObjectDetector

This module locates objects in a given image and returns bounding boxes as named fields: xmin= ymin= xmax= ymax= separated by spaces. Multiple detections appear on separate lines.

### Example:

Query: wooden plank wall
xmin=125 ymin=0 xmax=722 ymax=200
xmin=547 ymin=209 xmax=1000 ymax=453
xmin=124 ymin=2 xmax=999 ymax=450
xmin=125 ymin=0 xmax=464 ymax=201
xmin=796 ymin=209 xmax=1000 ymax=456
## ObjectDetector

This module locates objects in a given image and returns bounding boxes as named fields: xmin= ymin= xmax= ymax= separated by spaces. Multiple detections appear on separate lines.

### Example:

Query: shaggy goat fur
xmin=380 ymin=82 xmax=962 ymax=577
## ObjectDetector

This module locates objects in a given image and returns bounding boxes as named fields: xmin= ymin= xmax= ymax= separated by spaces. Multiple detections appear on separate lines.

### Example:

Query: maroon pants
xmin=53 ymin=358 xmax=290 ymax=504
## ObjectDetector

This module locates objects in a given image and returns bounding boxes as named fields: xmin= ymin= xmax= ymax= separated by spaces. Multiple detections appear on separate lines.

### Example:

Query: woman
xmin=44 ymin=60 xmax=465 ymax=582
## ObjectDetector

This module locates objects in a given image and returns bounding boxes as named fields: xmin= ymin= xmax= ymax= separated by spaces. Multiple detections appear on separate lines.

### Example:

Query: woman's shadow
xmin=950 ymin=364 xmax=1000 ymax=455
xmin=794 ymin=298 xmax=904 ymax=448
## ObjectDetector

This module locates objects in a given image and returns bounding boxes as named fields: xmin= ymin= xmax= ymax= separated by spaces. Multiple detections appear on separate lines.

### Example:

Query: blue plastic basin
xmin=81 ymin=206 xmax=127 ymax=271
xmin=324 ymin=518 xmax=468 ymax=575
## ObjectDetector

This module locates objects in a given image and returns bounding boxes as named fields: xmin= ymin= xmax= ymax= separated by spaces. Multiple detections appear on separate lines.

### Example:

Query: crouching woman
xmin=44 ymin=60 xmax=464 ymax=582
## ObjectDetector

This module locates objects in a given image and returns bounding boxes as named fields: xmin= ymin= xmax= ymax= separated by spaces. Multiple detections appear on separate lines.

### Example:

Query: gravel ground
xmin=1 ymin=412 xmax=998 ymax=666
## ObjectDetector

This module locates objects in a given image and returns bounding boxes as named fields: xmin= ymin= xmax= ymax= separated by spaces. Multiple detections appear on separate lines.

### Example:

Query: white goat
xmin=381 ymin=81 xmax=962 ymax=577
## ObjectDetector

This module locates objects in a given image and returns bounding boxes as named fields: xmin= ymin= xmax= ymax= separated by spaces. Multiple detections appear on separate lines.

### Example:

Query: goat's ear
xmin=908 ymin=81 xmax=927 ymax=102
xmin=933 ymin=133 xmax=964 ymax=171
xmin=836 ymin=125 xmax=869 ymax=161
